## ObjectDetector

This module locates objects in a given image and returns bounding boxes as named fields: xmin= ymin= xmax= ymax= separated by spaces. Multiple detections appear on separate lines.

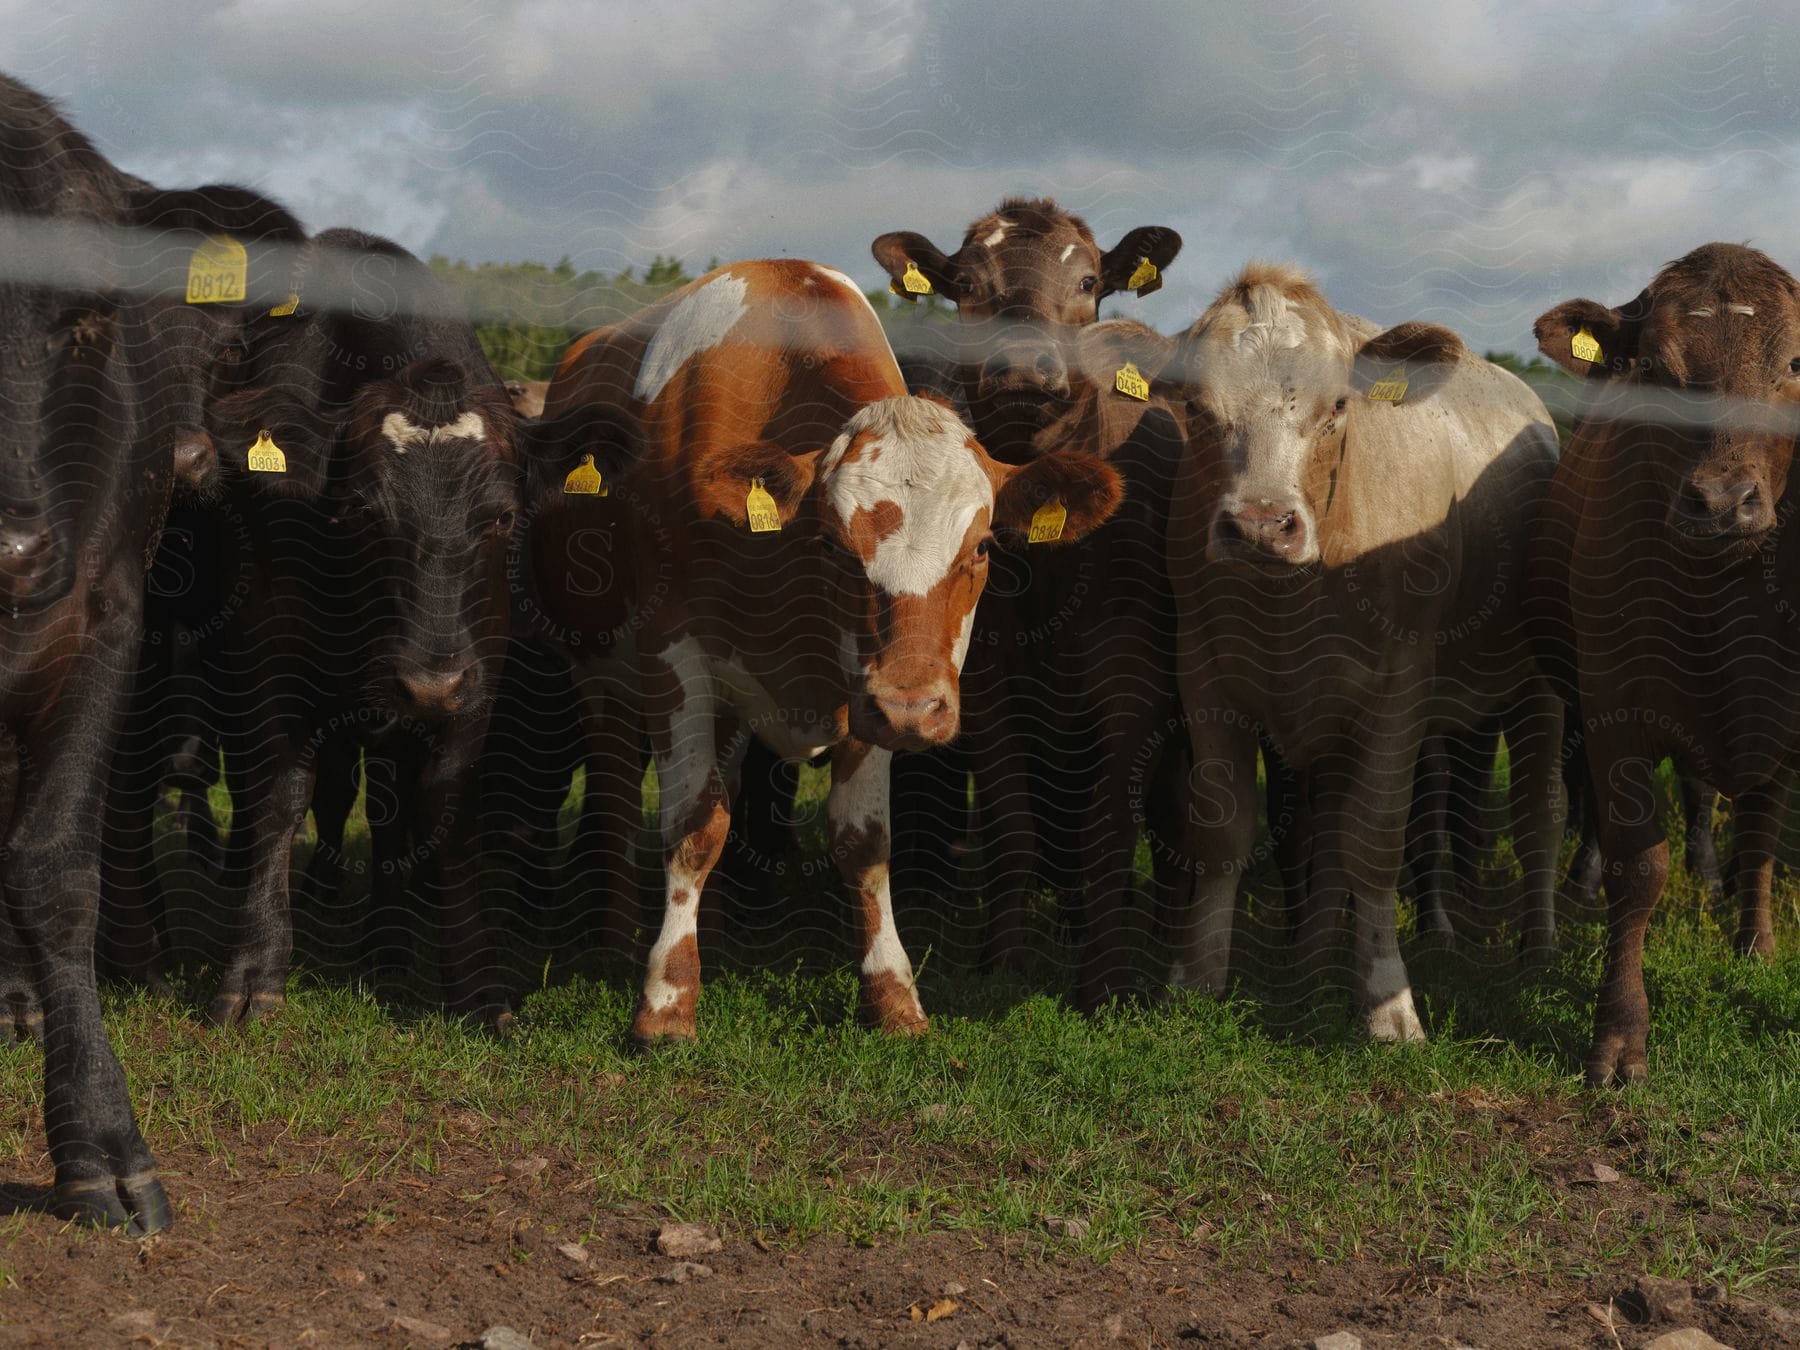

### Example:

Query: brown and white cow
xmin=1531 ymin=242 xmax=1800 ymax=1084
xmin=1163 ymin=263 xmax=1564 ymax=1039
xmin=526 ymin=260 xmax=1122 ymax=1041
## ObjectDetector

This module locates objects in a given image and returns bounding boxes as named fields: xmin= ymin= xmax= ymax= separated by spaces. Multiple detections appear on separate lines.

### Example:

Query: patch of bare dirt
xmin=0 ymin=1139 xmax=1793 ymax=1348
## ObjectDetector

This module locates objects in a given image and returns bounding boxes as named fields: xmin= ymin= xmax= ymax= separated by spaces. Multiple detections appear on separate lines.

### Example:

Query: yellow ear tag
xmin=186 ymin=234 xmax=247 ymax=305
xmin=1570 ymin=325 xmax=1603 ymax=364
xmin=246 ymin=428 xmax=286 ymax=474
xmin=1127 ymin=256 xmax=1161 ymax=297
xmin=1367 ymin=368 xmax=1409 ymax=403
xmin=1028 ymin=500 xmax=1067 ymax=544
xmin=901 ymin=261 xmax=933 ymax=295
xmin=268 ymin=292 xmax=299 ymax=317
xmin=889 ymin=279 xmax=918 ymax=305
xmin=746 ymin=478 xmax=781 ymax=533
xmin=562 ymin=453 xmax=605 ymax=496
xmin=1114 ymin=361 xmax=1150 ymax=401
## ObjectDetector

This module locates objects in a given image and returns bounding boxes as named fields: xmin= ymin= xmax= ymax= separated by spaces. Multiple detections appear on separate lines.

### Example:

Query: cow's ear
xmin=1350 ymin=321 xmax=1465 ymax=403
xmin=690 ymin=441 xmax=818 ymax=529
xmin=991 ymin=451 xmax=1125 ymax=546
xmin=206 ymin=387 xmax=336 ymax=499
xmin=871 ymin=231 xmax=968 ymax=304
xmin=521 ymin=402 xmax=643 ymax=512
xmin=1099 ymin=226 xmax=1182 ymax=300
xmin=1534 ymin=298 xmax=1625 ymax=377
xmin=1079 ymin=320 xmax=1181 ymax=392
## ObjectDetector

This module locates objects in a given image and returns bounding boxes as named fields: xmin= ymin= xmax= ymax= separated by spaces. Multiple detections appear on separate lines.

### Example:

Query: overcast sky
xmin=3 ymin=0 xmax=1796 ymax=354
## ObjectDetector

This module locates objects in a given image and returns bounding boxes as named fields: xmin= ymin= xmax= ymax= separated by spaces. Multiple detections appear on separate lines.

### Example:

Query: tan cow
xmin=526 ymin=259 xmax=1123 ymax=1042
xmin=1163 ymin=263 xmax=1563 ymax=1038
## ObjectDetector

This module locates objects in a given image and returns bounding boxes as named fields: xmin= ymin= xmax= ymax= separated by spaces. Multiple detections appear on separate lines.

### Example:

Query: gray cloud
xmin=1 ymin=0 xmax=1796 ymax=352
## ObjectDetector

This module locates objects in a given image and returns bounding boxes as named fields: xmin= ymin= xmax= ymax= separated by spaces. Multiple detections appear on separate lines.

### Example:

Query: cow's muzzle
xmin=851 ymin=679 xmax=960 ymax=751
xmin=1669 ymin=475 xmax=1775 ymax=543
xmin=1209 ymin=499 xmax=1315 ymax=565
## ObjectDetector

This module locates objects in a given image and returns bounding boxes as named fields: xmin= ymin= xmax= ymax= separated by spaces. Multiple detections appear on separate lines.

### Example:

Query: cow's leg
xmin=1404 ymin=734 xmax=1455 ymax=943
xmin=1263 ymin=740 xmax=1310 ymax=937
xmin=421 ymin=744 xmax=512 ymax=1031
xmin=889 ymin=744 xmax=969 ymax=916
xmin=362 ymin=750 xmax=420 ymax=976
xmin=1587 ymin=739 xmax=1668 ymax=1086
xmin=1307 ymin=731 xmax=1424 ymax=1041
xmin=630 ymin=644 xmax=733 ymax=1045
xmin=1679 ymin=775 xmax=1723 ymax=890
xmin=0 ymin=746 xmax=36 ymax=1042
xmin=210 ymin=727 xmax=314 ymax=1028
xmin=296 ymin=735 xmax=355 ymax=952
xmin=1727 ymin=777 xmax=1783 ymax=959
xmin=9 ymin=645 xmax=170 ymax=1232
xmin=575 ymin=658 xmax=644 ymax=957
xmin=1505 ymin=686 xmax=1565 ymax=956
xmin=830 ymin=738 xmax=928 ymax=1033
xmin=97 ymin=698 xmax=171 ymax=992
xmin=964 ymin=647 xmax=1038 ymax=970
xmin=1445 ymin=722 xmax=1501 ymax=898
xmin=1561 ymin=724 xmax=1605 ymax=911
xmin=1167 ymin=716 xmax=1259 ymax=996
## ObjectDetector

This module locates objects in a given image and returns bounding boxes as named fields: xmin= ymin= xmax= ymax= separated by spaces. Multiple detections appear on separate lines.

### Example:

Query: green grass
xmin=2 ymin=761 xmax=1797 ymax=1294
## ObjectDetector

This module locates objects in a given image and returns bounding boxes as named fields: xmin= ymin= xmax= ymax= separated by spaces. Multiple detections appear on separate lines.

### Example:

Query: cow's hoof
xmin=206 ymin=988 xmax=285 ymax=1029
xmin=1365 ymin=991 xmax=1427 ymax=1043
xmin=629 ymin=1008 xmax=697 ymax=1048
xmin=1584 ymin=1042 xmax=1649 ymax=1088
xmin=53 ymin=1169 xmax=172 ymax=1236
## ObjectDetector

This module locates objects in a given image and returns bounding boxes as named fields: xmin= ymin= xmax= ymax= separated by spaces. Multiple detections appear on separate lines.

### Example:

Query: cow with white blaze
xmin=1162 ymin=264 xmax=1564 ymax=1038
xmin=526 ymin=260 xmax=1123 ymax=1042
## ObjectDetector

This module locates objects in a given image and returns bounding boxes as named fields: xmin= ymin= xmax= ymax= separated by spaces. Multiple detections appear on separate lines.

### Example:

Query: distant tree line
xmin=431 ymin=255 xmax=1575 ymax=443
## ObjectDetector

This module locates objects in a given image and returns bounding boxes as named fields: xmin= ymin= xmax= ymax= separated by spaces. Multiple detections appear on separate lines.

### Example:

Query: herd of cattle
xmin=0 ymin=71 xmax=1794 ymax=1236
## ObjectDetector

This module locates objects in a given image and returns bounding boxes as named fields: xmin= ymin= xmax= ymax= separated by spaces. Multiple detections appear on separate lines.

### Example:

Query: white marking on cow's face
xmin=1727 ymin=303 xmax=1756 ymax=315
xmin=820 ymin=397 xmax=990 ymax=599
xmin=380 ymin=409 xmax=485 ymax=453
xmin=635 ymin=272 xmax=750 ymax=403
xmin=951 ymin=607 xmax=975 ymax=671
xmin=983 ymin=223 xmax=1009 ymax=247
xmin=1059 ymin=242 xmax=1077 ymax=263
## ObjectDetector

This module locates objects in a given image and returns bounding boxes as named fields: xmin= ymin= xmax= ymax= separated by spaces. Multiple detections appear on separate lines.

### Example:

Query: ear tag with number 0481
xmin=1028 ymin=500 xmax=1066 ymax=544
xmin=1114 ymin=361 xmax=1150 ymax=400
xmin=1366 ymin=368 xmax=1409 ymax=403
xmin=247 ymin=428 xmax=286 ymax=474
xmin=746 ymin=478 xmax=781 ymax=533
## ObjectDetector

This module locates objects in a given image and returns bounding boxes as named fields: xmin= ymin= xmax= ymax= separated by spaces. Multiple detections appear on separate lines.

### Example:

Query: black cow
xmin=0 ymin=74 xmax=196 ymax=1232
xmin=199 ymin=231 xmax=523 ymax=1030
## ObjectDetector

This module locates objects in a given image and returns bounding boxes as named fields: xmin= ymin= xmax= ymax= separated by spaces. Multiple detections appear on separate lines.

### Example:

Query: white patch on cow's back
xmin=635 ymin=272 xmax=750 ymax=403
xmin=821 ymin=397 xmax=990 ymax=598
xmin=380 ymin=409 xmax=485 ymax=452
xmin=1059 ymin=242 xmax=1077 ymax=263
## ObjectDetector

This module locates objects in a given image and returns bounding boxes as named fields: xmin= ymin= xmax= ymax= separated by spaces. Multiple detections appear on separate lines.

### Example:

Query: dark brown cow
xmin=1531 ymin=242 xmax=1800 ymax=1084
xmin=526 ymin=259 xmax=1122 ymax=1041
xmin=1165 ymin=264 xmax=1563 ymax=1038
xmin=870 ymin=200 xmax=1190 ymax=997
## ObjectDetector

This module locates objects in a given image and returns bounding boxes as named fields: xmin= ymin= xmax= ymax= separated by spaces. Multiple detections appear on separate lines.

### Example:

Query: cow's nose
xmin=0 ymin=523 xmax=54 ymax=584
xmin=1213 ymin=502 xmax=1310 ymax=561
xmin=171 ymin=430 xmax=218 ymax=492
xmin=395 ymin=666 xmax=473 ymax=716
xmin=1676 ymin=478 xmax=1765 ymax=533
xmin=872 ymin=684 xmax=957 ymax=748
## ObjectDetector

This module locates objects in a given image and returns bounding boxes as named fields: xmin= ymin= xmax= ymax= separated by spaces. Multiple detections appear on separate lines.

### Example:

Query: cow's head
xmin=1536 ymin=243 xmax=1800 ymax=551
xmin=209 ymin=358 xmax=521 ymax=720
xmin=1174 ymin=263 xmax=1465 ymax=567
xmin=872 ymin=199 xmax=1180 ymax=451
xmin=694 ymin=396 xmax=1122 ymax=750
xmin=120 ymin=184 xmax=306 ymax=500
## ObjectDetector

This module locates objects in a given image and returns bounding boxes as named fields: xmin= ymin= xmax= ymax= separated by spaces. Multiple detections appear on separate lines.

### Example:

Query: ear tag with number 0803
xmin=1028 ymin=500 xmax=1066 ymax=544
xmin=746 ymin=478 xmax=781 ymax=533
xmin=246 ymin=428 xmax=286 ymax=474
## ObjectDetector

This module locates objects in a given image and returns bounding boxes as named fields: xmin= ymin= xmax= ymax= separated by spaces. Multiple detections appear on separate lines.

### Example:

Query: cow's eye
xmin=974 ymin=535 xmax=993 ymax=560
xmin=1078 ymin=276 xmax=1097 ymax=294
xmin=1333 ymin=397 xmax=1347 ymax=414
xmin=1788 ymin=356 xmax=1800 ymax=376
xmin=493 ymin=509 xmax=517 ymax=536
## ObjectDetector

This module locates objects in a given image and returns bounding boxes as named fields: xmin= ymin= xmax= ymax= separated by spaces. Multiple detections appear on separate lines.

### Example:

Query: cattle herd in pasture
xmin=0 ymin=73 xmax=1794 ymax=1236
